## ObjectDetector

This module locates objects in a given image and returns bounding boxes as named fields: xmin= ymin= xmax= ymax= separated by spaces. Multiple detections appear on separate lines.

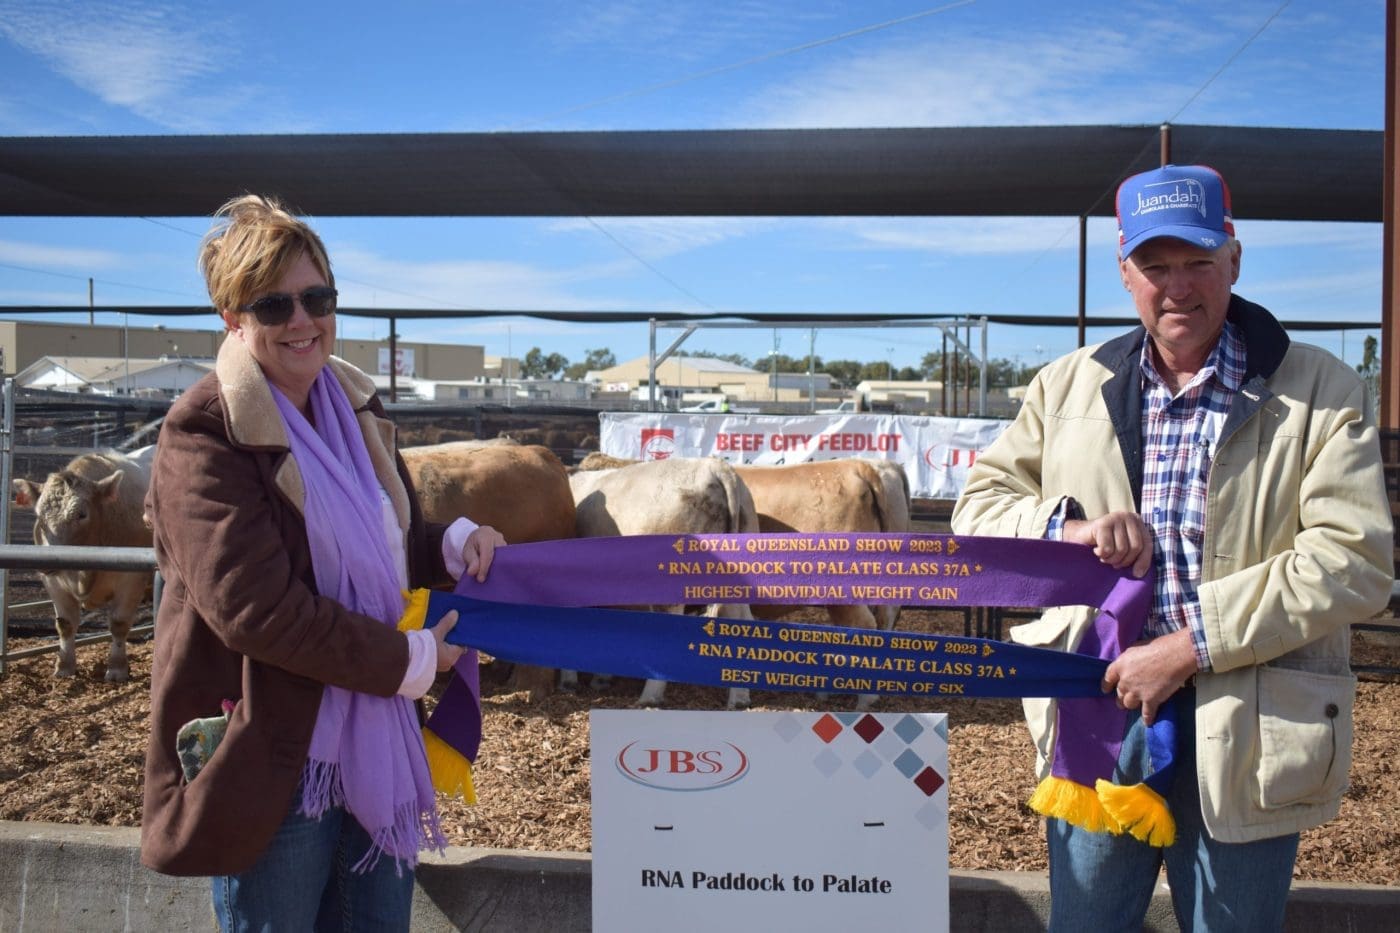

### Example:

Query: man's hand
xmin=461 ymin=525 xmax=507 ymax=583
xmin=1063 ymin=511 xmax=1153 ymax=578
xmin=1101 ymin=628 xmax=1198 ymax=726
xmin=432 ymin=610 xmax=465 ymax=672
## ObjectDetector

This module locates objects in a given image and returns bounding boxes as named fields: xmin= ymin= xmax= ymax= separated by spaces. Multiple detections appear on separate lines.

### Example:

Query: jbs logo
xmin=615 ymin=741 xmax=749 ymax=791
xmin=641 ymin=428 xmax=676 ymax=460
xmin=923 ymin=445 xmax=979 ymax=472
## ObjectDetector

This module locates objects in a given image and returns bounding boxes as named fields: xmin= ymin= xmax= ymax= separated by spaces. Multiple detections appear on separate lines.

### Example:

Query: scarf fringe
xmin=424 ymin=726 xmax=477 ymax=803
xmin=349 ymin=797 xmax=449 ymax=876
xmin=1095 ymin=779 xmax=1176 ymax=847
xmin=299 ymin=757 xmax=344 ymax=820
xmin=1028 ymin=775 xmax=1121 ymax=834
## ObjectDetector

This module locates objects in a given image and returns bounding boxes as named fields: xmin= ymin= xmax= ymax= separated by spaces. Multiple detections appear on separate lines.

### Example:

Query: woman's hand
xmin=433 ymin=610 xmax=466 ymax=672
xmin=461 ymin=525 xmax=507 ymax=582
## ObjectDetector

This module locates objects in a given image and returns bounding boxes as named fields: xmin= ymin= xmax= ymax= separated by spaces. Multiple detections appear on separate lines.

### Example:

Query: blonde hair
xmin=198 ymin=194 xmax=334 ymax=314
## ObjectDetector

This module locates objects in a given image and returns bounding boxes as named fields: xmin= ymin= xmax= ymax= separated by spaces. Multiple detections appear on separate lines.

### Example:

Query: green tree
xmin=683 ymin=349 xmax=752 ymax=367
xmin=563 ymin=347 xmax=617 ymax=380
xmin=822 ymin=359 xmax=864 ymax=388
xmin=521 ymin=346 xmax=569 ymax=379
xmin=1357 ymin=335 xmax=1380 ymax=410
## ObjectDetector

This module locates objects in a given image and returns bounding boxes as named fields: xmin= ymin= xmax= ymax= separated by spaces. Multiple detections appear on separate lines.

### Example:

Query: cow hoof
xmin=53 ymin=666 xmax=76 ymax=679
xmin=558 ymin=681 xmax=578 ymax=694
xmin=104 ymin=669 xmax=130 ymax=683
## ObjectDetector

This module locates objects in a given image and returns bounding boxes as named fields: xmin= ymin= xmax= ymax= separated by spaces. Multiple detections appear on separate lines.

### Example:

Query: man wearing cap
xmin=953 ymin=164 xmax=1392 ymax=930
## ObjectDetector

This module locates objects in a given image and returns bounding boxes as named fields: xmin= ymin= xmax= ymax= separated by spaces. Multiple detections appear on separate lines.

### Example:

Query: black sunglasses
xmin=240 ymin=286 xmax=338 ymax=326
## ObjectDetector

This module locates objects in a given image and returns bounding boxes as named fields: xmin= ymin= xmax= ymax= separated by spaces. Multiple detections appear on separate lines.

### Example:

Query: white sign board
xmin=591 ymin=710 xmax=949 ymax=933
xmin=376 ymin=347 xmax=415 ymax=376
xmin=598 ymin=412 xmax=1010 ymax=499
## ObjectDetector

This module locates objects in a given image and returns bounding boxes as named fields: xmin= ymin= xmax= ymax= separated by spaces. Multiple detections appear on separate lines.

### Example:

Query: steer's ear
xmin=94 ymin=472 xmax=125 ymax=502
xmin=12 ymin=478 xmax=41 ymax=508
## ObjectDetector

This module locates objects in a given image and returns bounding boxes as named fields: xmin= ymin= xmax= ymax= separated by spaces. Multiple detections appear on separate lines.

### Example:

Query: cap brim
xmin=1120 ymin=224 xmax=1230 ymax=260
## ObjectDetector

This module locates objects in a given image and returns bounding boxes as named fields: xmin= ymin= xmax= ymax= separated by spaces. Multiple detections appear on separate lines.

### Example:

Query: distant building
xmin=0 ymin=319 xmax=490 ymax=383
xmin=15 ymin=355 xmax=214 ymax=397
xmin=586 ymin=354 xmax=834 ymax=405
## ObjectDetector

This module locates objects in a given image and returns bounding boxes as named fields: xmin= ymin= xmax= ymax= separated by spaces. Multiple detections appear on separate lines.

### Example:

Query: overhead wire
xmin=501 ymin=1 xmax=977 ymax=131
xmin=529 ymin=2 xmax=977 ymax=313
xmin=1007 ymin=0 xmax=1293 ymax=286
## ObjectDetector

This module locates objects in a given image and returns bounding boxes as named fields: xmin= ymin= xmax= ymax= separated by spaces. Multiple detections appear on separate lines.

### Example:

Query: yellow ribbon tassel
xmin=397 ymin=588 xmax=430 ymax=632
xmin=1028 ymin=775 xmax=1122 ymax=834
xmin=400 ymin=590 xmax=478 ymax=802
xmin=423 ymin=727 xmax=477 ymax=802
xmin=1096 ymin=779 xmax=1176 ymax=847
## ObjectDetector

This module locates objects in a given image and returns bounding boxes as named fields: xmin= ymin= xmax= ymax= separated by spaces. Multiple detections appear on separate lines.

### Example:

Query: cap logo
xmin=1130 ymin=178 xmax=1207 ymax=220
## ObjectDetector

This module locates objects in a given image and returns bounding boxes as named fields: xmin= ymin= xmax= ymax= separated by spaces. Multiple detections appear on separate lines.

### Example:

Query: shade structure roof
xmin=0 ymin=124 xmax=1382 ymax=222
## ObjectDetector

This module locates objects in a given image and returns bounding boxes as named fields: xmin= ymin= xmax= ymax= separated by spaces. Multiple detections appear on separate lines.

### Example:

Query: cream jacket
xmin=952 ymin=296 xmax=1393 ymax=842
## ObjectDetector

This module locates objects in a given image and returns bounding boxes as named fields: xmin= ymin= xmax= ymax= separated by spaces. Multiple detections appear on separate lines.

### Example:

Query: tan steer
xmin=400 ymin=441 xmax=577 ymax=700
xmin=13 ymin=446 xmax=155 ymax=681
xmin=568 ymin=456 xmax=761 ymax=708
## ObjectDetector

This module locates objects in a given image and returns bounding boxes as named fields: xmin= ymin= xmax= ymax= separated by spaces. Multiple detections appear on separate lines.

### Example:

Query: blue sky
xmin=0 ymin=0 xmax=1386 ymax=373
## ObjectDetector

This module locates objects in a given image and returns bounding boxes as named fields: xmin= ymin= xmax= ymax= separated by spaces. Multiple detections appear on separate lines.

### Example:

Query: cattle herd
xmin=11 ymin=438 xmax=913 ymax=710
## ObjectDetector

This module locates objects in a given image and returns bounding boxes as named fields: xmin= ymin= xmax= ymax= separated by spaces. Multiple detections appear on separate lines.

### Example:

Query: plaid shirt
xmin=1049 ymin=320 xmax=1245 ymax=671
xmin=1139 ymin=319 xmax=1245 ymax=670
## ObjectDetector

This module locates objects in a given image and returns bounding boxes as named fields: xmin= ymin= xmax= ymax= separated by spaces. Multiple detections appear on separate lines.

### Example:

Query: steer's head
xmin=15 ymin=470 xmax=124 ymax=547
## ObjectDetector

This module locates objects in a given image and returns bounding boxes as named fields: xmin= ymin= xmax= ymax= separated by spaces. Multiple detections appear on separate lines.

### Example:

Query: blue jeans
xmin=211 ymin=797 xmax=415 ymax=933
xmin=1047 ymin=691 xmax=1299 ymax=932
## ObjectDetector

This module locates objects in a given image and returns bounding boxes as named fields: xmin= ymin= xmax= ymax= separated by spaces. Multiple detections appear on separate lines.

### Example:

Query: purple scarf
xmin=271 ymin=369 xmax=443 ymax=873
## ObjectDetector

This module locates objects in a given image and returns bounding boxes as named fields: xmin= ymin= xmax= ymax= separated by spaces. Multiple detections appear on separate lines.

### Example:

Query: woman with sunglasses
xmin=140 ymin=194 xmax=505 ymax=931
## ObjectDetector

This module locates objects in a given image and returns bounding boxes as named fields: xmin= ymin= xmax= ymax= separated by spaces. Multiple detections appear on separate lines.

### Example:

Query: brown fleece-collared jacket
xmin=140 ymin=336 xmax=449 ymax=876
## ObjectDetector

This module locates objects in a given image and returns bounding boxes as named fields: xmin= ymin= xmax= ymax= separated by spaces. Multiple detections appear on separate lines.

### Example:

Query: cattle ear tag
xmin=703 ymin=620 xmax=715 ymax=637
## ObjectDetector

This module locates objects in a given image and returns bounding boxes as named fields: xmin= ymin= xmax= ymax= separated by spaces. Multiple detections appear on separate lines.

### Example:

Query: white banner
xmin=598 ymin=412 xmax=1010 ymax=500
xmin=591 ymin=710 xmax=949 ymax=933
xmin=377 ymin=347 xmax=415 ymax=376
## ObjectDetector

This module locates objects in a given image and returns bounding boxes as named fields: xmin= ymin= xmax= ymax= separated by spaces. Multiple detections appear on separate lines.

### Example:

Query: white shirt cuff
xmin=397 ymin=628 xmax=438 ymax=699
xmin=441 ymin=516 xmax=479 ymax=581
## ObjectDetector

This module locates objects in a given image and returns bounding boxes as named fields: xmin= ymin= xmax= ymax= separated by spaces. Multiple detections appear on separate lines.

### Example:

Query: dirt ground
xmin=2 ymin=595 xmax=1397 ymax=886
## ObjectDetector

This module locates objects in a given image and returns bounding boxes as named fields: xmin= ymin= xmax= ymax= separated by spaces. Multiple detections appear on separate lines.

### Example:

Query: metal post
xmin=648 ymin=319 xmax=658 ymax=412
xmin=807 ymin=328 xmax=816 ymax=412
xmin=979 ymin=318 xmax=988 ymax=416
xmin=770 ymin=330 xmax=778 ymax=402
xmin=1384 ymin=0 xmax=1399 ymax=430
xmin=388 ymin=316 xmax=398 ymax=404
xmin=1078 ymin=215 xmax=1088 ymax=348
xmin=0 ymin=378 xmax=11 ymax=674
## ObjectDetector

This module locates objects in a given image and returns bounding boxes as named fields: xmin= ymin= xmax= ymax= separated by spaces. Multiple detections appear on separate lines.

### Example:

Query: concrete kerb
xmin=2 ymin=820 xmax=1397 ymax=932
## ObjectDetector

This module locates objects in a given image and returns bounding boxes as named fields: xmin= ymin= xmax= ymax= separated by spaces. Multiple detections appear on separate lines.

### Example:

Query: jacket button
xmin=1325 ymin=703 xmax=1339 ymax=718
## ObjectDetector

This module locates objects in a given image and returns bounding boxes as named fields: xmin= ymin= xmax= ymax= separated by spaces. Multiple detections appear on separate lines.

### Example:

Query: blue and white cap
xmin=1116 ymin=164 xmax=1234 ymax=260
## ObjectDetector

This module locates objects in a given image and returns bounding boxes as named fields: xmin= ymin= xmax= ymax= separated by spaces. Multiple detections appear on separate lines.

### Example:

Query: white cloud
xmin=551 ymin=1 xmax=822 ymax=63
xmin=330 ymin=246 xmax=656 ymax=312
xmin=818 ymin=217 xmax=1101 ymax=256
xmin=731 ymin=3 xmax=1354 ymax=130
xmin=739 ymin=26 xmax=1180 ymax=128
xmin=0 ymin=288 xmax=95 ymax=305
xmin=546 ymin=217 xmax=778 ymax=259
xmin=0 ymin=238 xmax=122 ymax=270
xmin=0 ymin=1 xmax=252 ymax=129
